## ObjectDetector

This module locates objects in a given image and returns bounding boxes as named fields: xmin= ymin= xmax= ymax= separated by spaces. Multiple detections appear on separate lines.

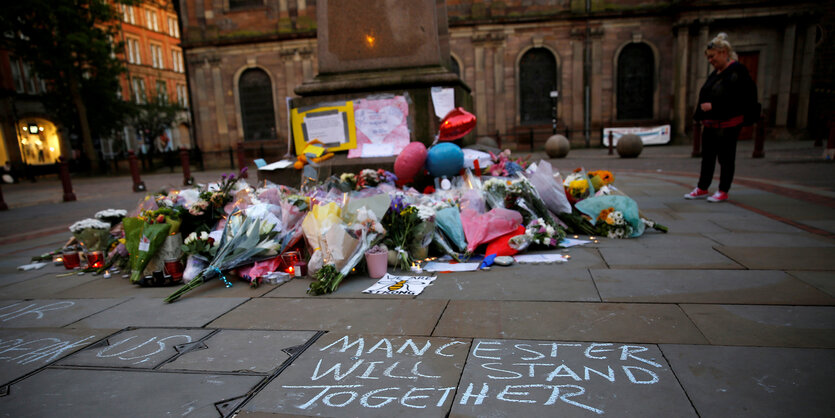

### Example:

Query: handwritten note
xmin=348 ymin=96 xmax=410 ymax=159
xmin=362 ymin=273 xmax=436 ymax=296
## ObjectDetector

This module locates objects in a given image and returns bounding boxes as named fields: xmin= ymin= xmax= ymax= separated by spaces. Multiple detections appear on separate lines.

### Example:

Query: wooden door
xmin=736 ymin=51 xmax=759 ymax=140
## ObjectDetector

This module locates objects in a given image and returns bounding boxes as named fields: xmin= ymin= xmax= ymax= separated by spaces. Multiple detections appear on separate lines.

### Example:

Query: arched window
xmin=519 ymin=49 xmax=557 ymax=125
xmin=617 ymin=43 xmax=654 ymax=120
xmin=238 ymin=68 xmax=276 ymax=141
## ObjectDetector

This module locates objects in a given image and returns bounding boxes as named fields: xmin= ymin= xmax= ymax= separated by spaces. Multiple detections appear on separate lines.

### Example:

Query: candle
xmin=86 ymin=251 xmax=104 ymax=269
xmin=62 ymin=250 xmax=80 ymax=270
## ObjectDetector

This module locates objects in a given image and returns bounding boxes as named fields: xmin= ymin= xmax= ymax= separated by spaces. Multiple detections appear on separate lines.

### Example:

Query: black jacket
xmin=693 ymin=61 xmax=758 ymax=123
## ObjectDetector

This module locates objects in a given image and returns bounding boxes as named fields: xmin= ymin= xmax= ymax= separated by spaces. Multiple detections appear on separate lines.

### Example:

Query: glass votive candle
xmin=164 ymin=258 xmax=185 ymax=280
xmin=293 ymin=261 xmax=308 ymax=277
xmin=62 ymin=249 xmax=81 ymax=270
xmin=86 ymin=251 xmax=104 ymax=269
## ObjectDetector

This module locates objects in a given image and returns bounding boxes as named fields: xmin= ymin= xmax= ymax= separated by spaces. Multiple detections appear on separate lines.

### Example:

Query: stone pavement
xmin=0 ymin=141 xmax=833 ymax=417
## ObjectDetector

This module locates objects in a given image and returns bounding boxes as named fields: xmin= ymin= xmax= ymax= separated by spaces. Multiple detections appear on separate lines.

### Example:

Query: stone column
xmin=571 ymin=29 xmax=585 ymax=136
xmin=494 ymin=44 xmax=506 ymax=136
xmin=194 ymin=59 xmax=213 ymax=149
xmin=210 ymin=59 xmax=229 ymax=144
xmin=694 ymin=23 xmax=711 ymax=97
xmin=795 ymin=23 xmax=816 ymax=129
xmin=776 ymin=21 xmax=796 ymax=127
xmin=282 ymin=49 xmax=298 ymax=145
xmin=673 ymin=21 xmax=690 ymax=138
xmin=590 ymin=28 xmax=603 ymax=144
xmin=473 ymin=44 xmax=487 ymax=135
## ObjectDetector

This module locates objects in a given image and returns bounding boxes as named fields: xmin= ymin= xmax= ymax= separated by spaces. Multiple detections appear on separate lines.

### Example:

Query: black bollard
xmin=128 ymin=151 xmax=146 ymax=192
xmin=58 ymin=157 xmax=76 ymax=202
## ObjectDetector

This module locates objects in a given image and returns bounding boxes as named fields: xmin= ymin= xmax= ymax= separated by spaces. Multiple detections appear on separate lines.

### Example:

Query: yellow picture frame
xmin=291 ymin=101 xmax=357 ymax=156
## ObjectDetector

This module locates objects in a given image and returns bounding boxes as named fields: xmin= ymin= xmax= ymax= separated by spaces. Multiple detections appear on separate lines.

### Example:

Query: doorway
xmin=17 ymin=118 xmax=61 ymax=165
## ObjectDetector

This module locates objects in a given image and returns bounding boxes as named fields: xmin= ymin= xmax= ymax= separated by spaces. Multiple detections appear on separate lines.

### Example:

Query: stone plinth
xmin=258 ymin=153 xmax=395 ymax=187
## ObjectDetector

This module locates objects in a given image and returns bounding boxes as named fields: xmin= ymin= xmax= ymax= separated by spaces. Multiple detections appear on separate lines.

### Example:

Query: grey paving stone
xmin=450 ymin=339 xmax=696 ymax=417
xmin=715 ymin=246 xmax=835 ymax=270
xmin=0 ymin=368 xmax=262 ymax=417
xmin=645 ymin=219 xmax=729 ymax=234
xmin=703 ymin=232 xmax=835 ymax=247
xmin=680 ymin=304 xmax=835 ymax=347
xmin=710 ymin=217 xmax=806 ymax=233
xmin=56 ymin=274 xmax=278 ymax=299
xmin=57 ymin=328 xmax=214 ymax=369
xmin=0 ymin=327 xmax=114 ymax=387
xmin=803 ymin=219 xmax=835 ymax=234
xmin=421 ymin=264 xmax=600 ymax=302
xmin=592 ymin=269 xmax=834 ymax=305
xmin=598 ymin=246 xmax=743 ymax=269
xmin=162 ymin=330 xmax=318 ymax=373
xmin=0 ymin=298 xmax=126 ymax=328
xmin=209 ymin=298 xmax=447 ymax=335
xmin=244 ymin=333 xmax=470 ymax=417
xmin=666 ymin=202 xmax=752 ymax=216
xmin=73 ymin=297 xmax=249 ymax=329
xmin=660 ymin=344 xmax=835 ymax=417
xmin=0 ymin=273 xmax=99 ymax=299
xmin=433 ymin=301 xmax=708 ymax=344
xmin=627 ymin=233 xmax=724 ymax=248
xmin=789 ymin=270 xmax=835 ymax=297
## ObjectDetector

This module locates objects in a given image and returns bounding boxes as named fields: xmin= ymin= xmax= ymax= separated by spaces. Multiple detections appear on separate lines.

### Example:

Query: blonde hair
xmin=706 ymin=32 xmax=738 ymax=60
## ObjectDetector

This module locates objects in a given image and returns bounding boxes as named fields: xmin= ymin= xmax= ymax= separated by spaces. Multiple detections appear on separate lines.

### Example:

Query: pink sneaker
xmin=684 ymin=188 xmax=709 ymax=199
xmin=707 ymin=191 xmax=728 ymax=202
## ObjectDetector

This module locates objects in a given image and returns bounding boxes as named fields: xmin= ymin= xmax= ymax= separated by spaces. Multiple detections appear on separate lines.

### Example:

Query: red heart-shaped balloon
xmin=438 ymin=107 xmax=476 ymax=141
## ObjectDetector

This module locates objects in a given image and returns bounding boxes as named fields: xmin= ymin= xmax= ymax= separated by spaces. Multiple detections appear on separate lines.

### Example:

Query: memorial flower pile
xmin=69 ymin=218 xmax=113 ymax=252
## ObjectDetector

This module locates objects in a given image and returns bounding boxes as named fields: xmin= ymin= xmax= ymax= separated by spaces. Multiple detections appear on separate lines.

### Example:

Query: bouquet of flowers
xmin=482 ymin=177 xmax=511 ymax=211
xmin=588 ymin=170 xmax=615 ymax=191
xmin=563 ymin=168 xmax=595 ymax=203
xmin=505 ymin=177 xmax=561 ymax=230
xmin=94 ymin=209 xmax=127 ymax=227
xmin=356 ymin=169 xmax=398 ymax=190
xmin=595 ymin=207 xmax=634 ymax=239
xmin=486 ymin=149 xmax=529 ymax=177
xmin=123 ymin=216 xmax=171 ymax=284
xmin=382 ymin=196 xmax=423 ymax=271
xmin=69 ymin=218 xmax=112 ymax=252
xmin=164 ymin=213 xmax=281 ymax=302
xmin=509 ymin=217 xmax=562 ymax=251
xmin=181 ymin=230 xmax=217 ymax=259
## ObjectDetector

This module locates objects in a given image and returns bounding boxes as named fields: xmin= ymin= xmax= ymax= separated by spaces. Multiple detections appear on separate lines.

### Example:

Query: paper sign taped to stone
xmin=362 ymin=273 xmax=436 ymax=296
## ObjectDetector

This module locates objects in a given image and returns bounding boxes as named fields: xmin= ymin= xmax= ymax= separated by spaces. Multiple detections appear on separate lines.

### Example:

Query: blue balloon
xmin=426 ymin=143 xmax=464 ymax=178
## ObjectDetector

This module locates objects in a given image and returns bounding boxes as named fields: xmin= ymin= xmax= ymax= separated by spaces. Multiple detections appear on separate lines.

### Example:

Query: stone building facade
xmin=178 ymin=0 xmax=827 ymax=163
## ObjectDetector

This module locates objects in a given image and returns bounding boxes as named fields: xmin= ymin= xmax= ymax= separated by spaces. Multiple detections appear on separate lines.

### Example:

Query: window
xmin=132 ymin=77 xmax=147 ymax=104
xmin=126 ymin=37 xmax=141 ymax=65
xmin=150 ymin=43 xmax=163 ymax=69
xmin=121 ymin=5 xmax=135 ymax=24
xmin=9 ymin=56 xmax=24 ymax=93
xmin=229 ymin=0 xmax=263 ymax=10
xmin=238 ymin=68 xmax=276 ymax=141
xmin=519 ymin=48 xmax=557 ymax=124
xmin=145 ymin=9 xmax=158 ymax=31
xmin=167 ymin=16 xmax=179 ymax=38
xmin=156 ymin=80 xmax=168 ymax=102
xmin=616 ymin=43 xmax=654 ymax=120
xmin=21 ymin=61 xmax=38 ymax=94
xmin=177 ymin=84 xmax=188 ymax=107
xmin=172 ymin=49 xmax=183 ymax=73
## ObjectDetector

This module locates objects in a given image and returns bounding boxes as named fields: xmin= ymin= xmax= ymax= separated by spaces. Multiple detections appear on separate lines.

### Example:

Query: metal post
xmin=691 ymin=122 xmax=702 ymax=158
xmin=180 ymin=147 xmax=193 ymax=185
xmin=58 ymin=158 xmax=76 ymax=202
xmin=608 ymin=130 xmax=614 ymax=155
xmin=236 ymin=142 xmax=248 ymax=178
xmin=752 ymin=116 xmax=766 ymax=158
xmin=128 ymin=151 xmax=146 ymax=192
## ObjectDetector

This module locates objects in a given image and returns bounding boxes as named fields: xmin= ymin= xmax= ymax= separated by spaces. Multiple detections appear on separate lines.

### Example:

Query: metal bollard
xmin=752 ymin=116 xmax=766 ymax=158
xmin=236 ymin=142 xmax=248 ymax=178
xmin=180 ymin=148 xmax=194 ymax=185
xmin=128 ymin=151 xmax=146 ymax=192
xmin=691 ymin=122 xmax=702 ymax=158
xmin=608 ymin=131 xmax=614 ymax=155
xmin=58 ymin=158 xmax=76 ymax=202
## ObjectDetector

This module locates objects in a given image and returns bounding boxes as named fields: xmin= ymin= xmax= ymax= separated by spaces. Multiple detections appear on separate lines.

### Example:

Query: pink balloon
xmin=438 ymin=107 xmax=476 ymax=141
xmin=394 ymin=142 xmax=428 ymax=184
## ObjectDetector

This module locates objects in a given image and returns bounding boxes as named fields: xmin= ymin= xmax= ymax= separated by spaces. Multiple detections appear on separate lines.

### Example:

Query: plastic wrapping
xmin=460 ymin=207 xmax=523 ymax=253
xmin=528 ymin=160 xmax=572 ymax=215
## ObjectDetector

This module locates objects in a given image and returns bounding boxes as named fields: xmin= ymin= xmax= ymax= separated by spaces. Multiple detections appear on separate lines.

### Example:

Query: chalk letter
xmin=358 ymin=361 xmax=384 ymax=379
xmin=472 ymin=341 xmax=502 ymax=360
xmin=360 ymin=387 xmax=399 ymax=408
xmin=514 ymin=343 xmax=545 ymax=361
xmin=545 ymin=364 xmax=582 ymax=382
xmin=513 ymin=362 xmax=555 ymax=378
xmin=323 ymin=390 xmax=358 ymax=407
xmin=584 ymin=343 xmax=614 ymax=360
xmin=401 ymin=387 xmax=433 ymax=408
xmin=482 ymin=362 xmax=523 ymax=380
xmin=397 ymin=339 xmax=432 ymax=356
xmin=281 ymin=385 xmax=362 ymax=410
xmin=435 ymin=387 xmax=456 ymax=407
xmin=435 ymin=340 xmax=467 ymax=357
xmin=619 ymin=345 xmax=662 ymax=368
xmin=584 ymin=366 xmax=616 ymax=382
xmin=367 ymin=338 xmax=393 ymax=358
xmin=550 ymin=384 xmax=604 ymax=415
xmin=496 ymin=384 xmax=537 ymax=403
xmin=458 ymin=382 xmax=489 ymax=405
xmin=411 ymin=361 xmax=441 ymax=379
xmin=320 ymin=335 xmax=364 ymax=357
xmin=384 ymin=361 xmax=417 ymax=380
xmin=539 ymin=343 xmax=581 ymax=358
xmin=311 ymin=358 xmax=365 ymax=381
xmin=622 ymin=365 xmax=659 ymax=384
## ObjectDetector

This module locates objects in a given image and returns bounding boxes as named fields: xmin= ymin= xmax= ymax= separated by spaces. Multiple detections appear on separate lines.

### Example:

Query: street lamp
xmin=549 ymin=90 xmax=559 ymax=135
xmin=28 ymin=123 xmax=39 ymax=134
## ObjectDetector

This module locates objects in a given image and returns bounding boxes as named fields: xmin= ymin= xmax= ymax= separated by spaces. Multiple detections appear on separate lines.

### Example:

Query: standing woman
xmin=685 ymin=33 xmax=758 ymax=203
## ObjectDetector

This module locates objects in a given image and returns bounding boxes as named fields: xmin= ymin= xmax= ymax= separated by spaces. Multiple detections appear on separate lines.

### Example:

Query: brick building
xmin=178 ymin=0 xmax=827 ymax=164
xmin=0 ymin=0 xmax=189 ymax=172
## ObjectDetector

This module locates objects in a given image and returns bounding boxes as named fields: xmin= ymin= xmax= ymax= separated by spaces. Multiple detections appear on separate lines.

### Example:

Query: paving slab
xmin=0 ymin=273 xmax=99 ymax=299
xmin=715 ymin=246 xmax=835 ymax=270
xmin=73 ymin=297 xmax=249 ymax=328
xmin=0 ymin=298 xmax=126 ymax=328
xmin=660 ymin=344 xmax=835 ymax=417
xmin=55 ymin=274 xmax=279 ymax=299
xmin=0 ymin=368 xmax=263 ymax=417
xmin=789 ymin=270 xmax=835 ymax=297
xmin=450 ymin=339 xmax=695 ymax=417
xmin=802 ymin=219 xmax=835 ymax=233
xmin=680 ymin=304 xmax=835 ymax=347
xmin=644 ymin=219 xmax=730 ymax=234
xmin=420 ymin=263 xmax=600 ymax=302
xmin=0 ymin=327 xmax=114 ymax=387
xmin=243 ymin=333 xmax=470 ymax=417
xmin=702 ymin=232 xmax=835 ymax=247
xmin=209 ymin=298 xmax=448 ymax=335
xmin=710 ymin=217 xmax=806 ymax=233
xmin=162 ymin=330 xmax=318 ymax=374
xmin=598 ymin=246 xmax=743 ymax=269
xmin=592 ymin=269 xmax=834 ymax=305
xmin=433 ymin=301 xmax=708 ymax=344
xmin=56 ymin=327 xmax=214 ymax=369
